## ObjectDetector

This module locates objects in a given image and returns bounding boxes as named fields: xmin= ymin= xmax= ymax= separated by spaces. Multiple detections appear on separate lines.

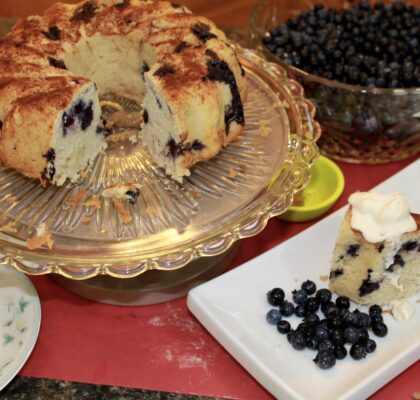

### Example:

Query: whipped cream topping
xmin=348 ymin=192 xmax=416 ymax=243
xmin=390 ymin=299 xmax=415 ymax=323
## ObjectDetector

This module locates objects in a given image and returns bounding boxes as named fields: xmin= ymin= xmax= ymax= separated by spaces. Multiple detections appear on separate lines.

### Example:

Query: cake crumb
xmin=26 ymin=223 xmax=54 ymax=250
xmin=0 ymin=221 xmax=17 ymax=233
xmin=81 ymin=215 xmax=94 ymax=224
xmin=102 ymin=183 xmax=141 ymax=204
xmin=259 ymin=126 xmax=272 ymax=137
xmin=411 ymin=392 xmax=420 ymax=400
xmin=5 ymin=196 xmax=18 ymax=205
xmin=106 ymin=111 xmax=142 ymax=129
xmin=292 ymin=191 xmax=305 ymax=206
xmin=228 ymin=167 xmax=239 ymax=177
xmin=185 ymin=188 xmax=200 ymax=199
xmin=67 ymin=189 xmax=87 ymax=206
xmin=105 ymin=129 xmax=139 ymax=144
xmin=112 ymin=199 xmax=132 ymax=224
xmin=84 ymin=197 xmax=101 ymax=209
xmin=319 ymin=275 xmax=329 ymax=282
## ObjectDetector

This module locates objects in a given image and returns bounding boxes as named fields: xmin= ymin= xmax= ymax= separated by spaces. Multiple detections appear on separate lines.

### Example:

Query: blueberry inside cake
xmin=0 ymin=0 xmax=246 ymax=185
xmin=329 ymin=192 xmax=420 ymax=306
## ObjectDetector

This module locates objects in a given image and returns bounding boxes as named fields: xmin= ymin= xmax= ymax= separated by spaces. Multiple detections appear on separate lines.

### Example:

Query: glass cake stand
xmin=0 ymin=47 xmax=320 ymax=305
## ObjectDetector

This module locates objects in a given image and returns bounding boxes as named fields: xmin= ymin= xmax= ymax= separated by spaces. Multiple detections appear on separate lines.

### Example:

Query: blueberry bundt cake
xmin=0 ymin=0 xmax=246 ymax=185
xmin=329 ymin=192 xmax=420 ymax=306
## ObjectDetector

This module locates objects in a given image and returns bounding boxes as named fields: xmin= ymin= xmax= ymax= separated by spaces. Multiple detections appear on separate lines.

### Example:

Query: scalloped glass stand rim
xmin=0 ymin=47 xmax=320 ymax=279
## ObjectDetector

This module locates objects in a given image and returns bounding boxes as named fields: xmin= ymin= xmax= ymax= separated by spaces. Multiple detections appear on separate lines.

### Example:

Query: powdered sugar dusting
xmin=148 ymin=302 xmax=216 ymax=377
xmin=148 ymin=303 xmax=201 ymax=333
xmin=177 ymin=354 xmax=208 ymax=372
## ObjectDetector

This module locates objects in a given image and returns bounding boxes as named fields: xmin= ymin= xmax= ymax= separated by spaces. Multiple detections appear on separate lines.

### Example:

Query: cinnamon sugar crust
xmin=0 ymin=0 xmax=246 ymax=183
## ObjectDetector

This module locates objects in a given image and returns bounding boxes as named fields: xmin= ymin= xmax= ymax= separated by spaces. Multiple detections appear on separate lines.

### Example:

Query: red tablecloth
xmin=21 ymin=155 xmax=419 ymax=400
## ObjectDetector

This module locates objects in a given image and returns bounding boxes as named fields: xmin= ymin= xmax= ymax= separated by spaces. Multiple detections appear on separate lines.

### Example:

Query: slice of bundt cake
xmin=0 ymin=78 xmax=106 ymax=185
xmin=0 ymin=0 xmax=246 ymax=185
xmin=329 ymin=192 xmax=420 ymax=306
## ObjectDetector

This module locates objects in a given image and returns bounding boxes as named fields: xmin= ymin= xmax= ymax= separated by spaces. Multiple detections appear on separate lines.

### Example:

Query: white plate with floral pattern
xmin=0 ymin=264 xmax=41 ymax=391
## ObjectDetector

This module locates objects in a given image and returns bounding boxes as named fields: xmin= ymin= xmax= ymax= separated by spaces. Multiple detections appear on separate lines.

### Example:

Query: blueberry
xmin=62 ymin=112 xmax=75 ymax=132
xmin=304 ymin=313 xmax=320 ymax=326
xmin=358 ymin=328 xmax=369 ymax=342
xmin=314 ymin=350 xmax=336 ymax=369
xmin=287 ymin=330 xmax=295 ymax=343
xmin=364 ymin=338 xmax=377 ymax=353
xmin=143 ymin=109 xmax=149 ymax=124
xmin=294 ymin=304 xmax=306 ymax=318
xmin=343 ymin=326 xmax=360 ymax=344
xmin=315 ymin=326 xmax=330 ymax=342
xmin=372 ymin=322 xmax=388 ymax=337
xmin=279 ymin=301 xmax=295 ymax=317
xmin=335 ymin=296 xmax=350 ymax=309
xmin=315 ymin=288 xmax=332 ymax=304
xmin=333 ymin=344 xmax=348 ymax=360
xmin=80 ymin=102 xmax=94 ymax=130
xmin=291 ymin=331 xmax=307 ymax=350
xmin=318 ymin=340 xmax=334 ymax=352
xmin=267 ymin=288 xmax=285 ymax=306
xmin=350 ymin=343 xmax=367 ymax=360
xmin=327 ymin=315 xmax=342 ymax=329
xmin=126 ymin=189 xmax=140 ymax=205
xmin=321 ymin=300 xmax=337 ymax=315
xmin=277 ymin=320 xmax=291 ymax=334
xmin=301 ymin=280 xmax=316 ymax=295
xmin=369 ymin=305 xmax=382 ymax=316
xmin=356 ymin=312 xmax=371 ymax=329
xmin=292 ymin=289 xmax=307 ymax=304
xmin=266 ymin=309 xmax=282 ymax=325
xmin=370 ymin=313 xmax=383 ymax=325
xmin=329 ymin=329 xmax=344 ymax=345
xmin=304 ymin=297 xmax=319 ymax=313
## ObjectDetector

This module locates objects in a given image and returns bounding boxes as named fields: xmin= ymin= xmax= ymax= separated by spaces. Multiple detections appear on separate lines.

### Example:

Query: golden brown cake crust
xmin=0 ymin=0 xmax=246 ymax=183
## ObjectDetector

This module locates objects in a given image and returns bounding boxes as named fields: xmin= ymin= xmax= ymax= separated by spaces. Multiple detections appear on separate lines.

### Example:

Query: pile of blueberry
xmin=265 ymin=280 xmax=388 ymax=369
xmin=262 ymin=1 xmax=420 ymax=88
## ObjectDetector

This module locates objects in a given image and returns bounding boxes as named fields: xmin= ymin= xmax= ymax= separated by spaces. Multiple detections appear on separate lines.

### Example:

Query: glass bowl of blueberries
xmin=249 ymin=0 xmax=420 ymax=163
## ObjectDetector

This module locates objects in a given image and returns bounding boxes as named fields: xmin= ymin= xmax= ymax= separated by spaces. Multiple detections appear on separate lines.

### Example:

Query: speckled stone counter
xmin=2 ymin=376 xmax=224 ymax=399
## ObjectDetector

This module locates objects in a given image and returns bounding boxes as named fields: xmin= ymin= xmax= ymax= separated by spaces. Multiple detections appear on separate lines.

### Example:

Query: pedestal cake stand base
xmin=52 ymin=242 xmax=240 ymax=306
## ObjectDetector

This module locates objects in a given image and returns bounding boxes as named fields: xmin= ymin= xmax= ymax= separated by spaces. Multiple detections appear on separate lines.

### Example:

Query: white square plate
xmin=188 ymin=159 xmax=420 ymax=400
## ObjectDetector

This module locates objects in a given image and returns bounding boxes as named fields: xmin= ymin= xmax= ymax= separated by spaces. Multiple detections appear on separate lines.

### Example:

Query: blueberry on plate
xmin=292 ymin=289 xmax=308 ymax=304
xmin=350 ymin=343 xmax=367 ymax=360
xmin=277 ymin=320 xmax=291 ymax=334
xmin=372 ymin=322 xmax=388 ymax=337
xmin=301 ymin=279 xmax=317 ymax=295
xmin=315 ymin=288 xmax=332 ymax=304
xmin=364 ymin=338 xmax=377 ymax=353
xmin=333 ymin=344 xmax=347 ymax=360
xmin=267 ymin=288 xmax=285 ymax=306
xmin=266 ymin=309 xmax=282 ymax=325
xmin=314 ymin=349 xmax=336 ymax=369
xmin=280 ymin=300 xmax=295 ymax=317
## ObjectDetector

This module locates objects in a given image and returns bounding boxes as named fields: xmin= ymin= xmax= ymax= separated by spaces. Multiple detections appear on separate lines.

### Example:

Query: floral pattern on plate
xmin=0 ymin=264 xmax=41 ymax=391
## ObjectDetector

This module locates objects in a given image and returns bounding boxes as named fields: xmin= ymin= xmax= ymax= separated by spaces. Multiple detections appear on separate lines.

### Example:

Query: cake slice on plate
xmin=329 ymin=192 xmax=419 ymax=306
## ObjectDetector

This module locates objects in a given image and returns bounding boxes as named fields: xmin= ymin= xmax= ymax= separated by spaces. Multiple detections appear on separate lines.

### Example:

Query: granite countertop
xmin=3 ymin=377 xmax=224 ymax=400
